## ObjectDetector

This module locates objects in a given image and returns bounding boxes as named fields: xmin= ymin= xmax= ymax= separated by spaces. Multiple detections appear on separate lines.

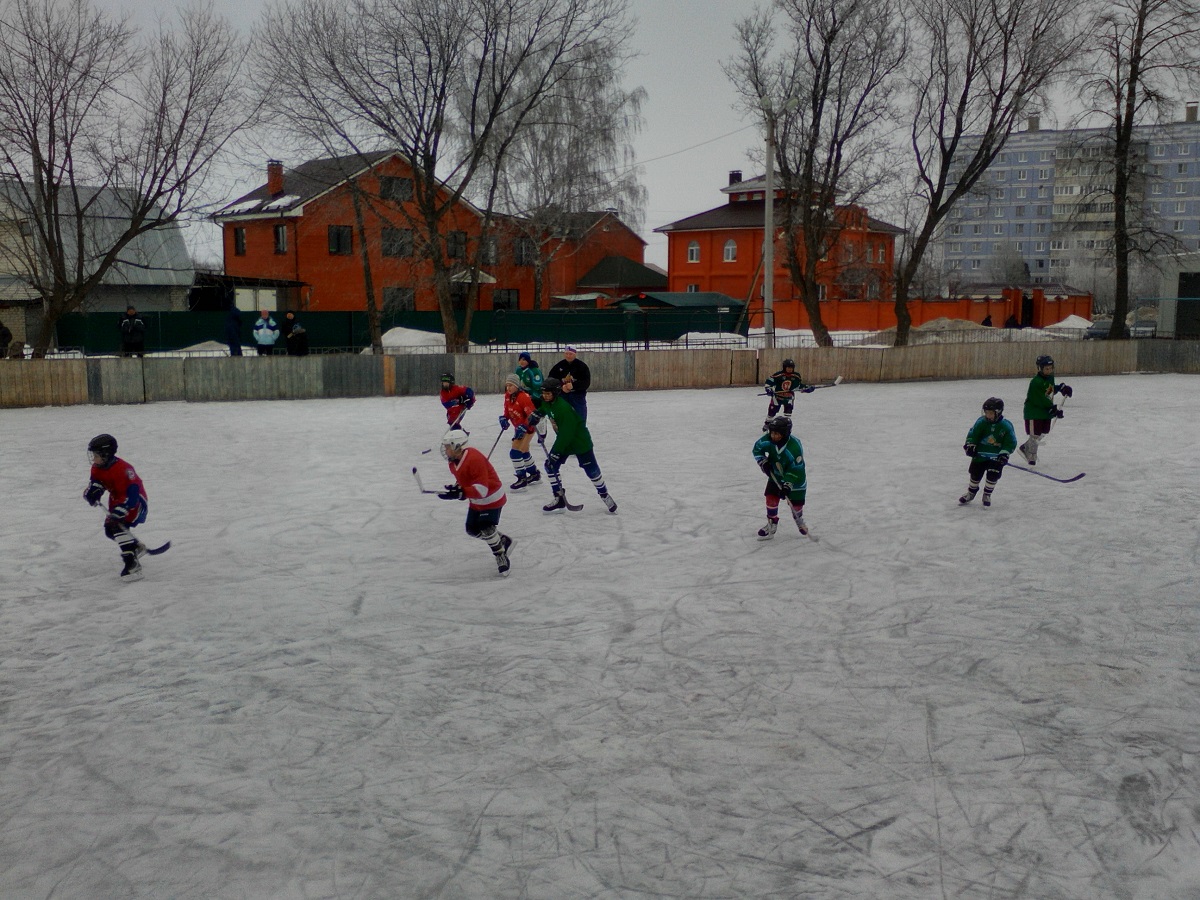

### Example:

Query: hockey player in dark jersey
xmin=83 ymin=433 xmax=153 ymax=581
xmin=960 ymin=397 xmax=1019 ymax=507
xmin=751 ymin=415 xmax=810 ymax=540
xmin=763 ymin=358 xmax=812 ymax=424
xmin=527 ymin=377 xmax=616 ymax=513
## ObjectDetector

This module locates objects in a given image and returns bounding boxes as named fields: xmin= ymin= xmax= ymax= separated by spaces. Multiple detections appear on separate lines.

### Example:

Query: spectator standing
xmin=224 ymin=306 xmax=243 ymax=356
xmin=547 ymin=345 xmax=591 ymax=421
xmin=284 ymin=311 xmax=309 ymax=356
xmin=981 ymin=314 xmax=993 ymax=327
xmin=119 ymin=306 xmax=146 ymax=357
xmin=253 ymin=310 xmax=280 ymax=355
xmin=0 ymin=319 xmax=11 ymax=358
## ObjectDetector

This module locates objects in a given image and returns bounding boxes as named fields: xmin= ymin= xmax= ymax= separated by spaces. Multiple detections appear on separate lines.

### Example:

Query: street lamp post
xmin=763 ymin=109 xmax=776 ymax=350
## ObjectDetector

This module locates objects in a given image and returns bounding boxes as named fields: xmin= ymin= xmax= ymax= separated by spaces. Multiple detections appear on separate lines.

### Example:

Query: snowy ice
xmin=3 ymin=374 xmax=1200 ymax=897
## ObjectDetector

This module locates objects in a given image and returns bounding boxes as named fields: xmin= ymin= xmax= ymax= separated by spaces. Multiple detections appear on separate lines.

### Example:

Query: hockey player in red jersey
xmin=498 ymin=373 xmax=541 ymax=490
xmin=437 ymin=429 xmax=514 ymax=575
xmin=439 ymin=372 xmax=475 ymax=426
xmin=83 ymin=433 xmax=154 ymax=581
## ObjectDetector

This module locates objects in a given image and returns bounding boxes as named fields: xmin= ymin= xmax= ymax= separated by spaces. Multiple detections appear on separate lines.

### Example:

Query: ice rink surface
xmin=2 ymin=374 xmax=1200 ymax=898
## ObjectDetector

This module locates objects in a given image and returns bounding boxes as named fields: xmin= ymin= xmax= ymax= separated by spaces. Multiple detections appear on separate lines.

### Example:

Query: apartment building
xmin=939 ymin=103 xmax=1200 ymax=298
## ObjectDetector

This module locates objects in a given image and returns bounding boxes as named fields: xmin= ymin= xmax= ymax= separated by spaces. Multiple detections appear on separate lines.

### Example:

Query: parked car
xmin=1085 ymin=317 xmax=1156 ymax=339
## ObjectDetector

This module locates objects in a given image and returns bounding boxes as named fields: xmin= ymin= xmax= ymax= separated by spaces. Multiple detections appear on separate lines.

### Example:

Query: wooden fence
xmin=1 ymin=342 xmax=1195 ymax=408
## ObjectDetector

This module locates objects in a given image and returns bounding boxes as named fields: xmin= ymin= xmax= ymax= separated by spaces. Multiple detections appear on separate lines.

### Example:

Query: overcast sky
xmin=98 ymin=0 xmax=762 ymax=269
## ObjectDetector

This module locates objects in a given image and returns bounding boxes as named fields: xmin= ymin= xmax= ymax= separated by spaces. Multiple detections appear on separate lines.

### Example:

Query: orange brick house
xmin=213 ymin=151 xmax=661 ymax=312
xmin=656 ymin=172 xmax=905 ymax=330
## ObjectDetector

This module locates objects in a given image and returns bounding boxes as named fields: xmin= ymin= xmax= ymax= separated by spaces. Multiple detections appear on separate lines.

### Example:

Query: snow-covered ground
xmin=3 ymin=374 xmax=1199 ymax=898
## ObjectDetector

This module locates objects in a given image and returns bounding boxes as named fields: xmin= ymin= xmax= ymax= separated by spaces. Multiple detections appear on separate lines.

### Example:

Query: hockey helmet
xmin=439 ymin=428 xmax=470 ymax=460
xmin=541 ymin=376 xmax=563 ymax=398
xmin=982 ymin=397 xmax=1004 ymax=417
xmin=782 ymin=358 xmax=796 ymax=371
xmin=765 ymin=415 xmax=792 ymax=439
xmin=440 ymin=372 xmax=454 ymax=385
xmin=1036 ymin=355 xmax=1054 ymax=370
xmin=87 ymin=433 xmax=118 ymax=466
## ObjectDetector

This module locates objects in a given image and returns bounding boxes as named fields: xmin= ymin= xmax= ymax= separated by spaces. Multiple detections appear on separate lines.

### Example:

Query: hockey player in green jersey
xmin=763 ymin=358 xmax=812 ymax=424
xmin=516 ymin=351 xmax=548 ymax=445
xmin=751 ymin=415 xmax=809 ymax=540
xmin=960 ymin=397 xmax=1018 ymax=507
xmin=527 ymin=377 xmax=617 ymax=514
xmin=1018 ymin=354 xmax=1073 ymax=465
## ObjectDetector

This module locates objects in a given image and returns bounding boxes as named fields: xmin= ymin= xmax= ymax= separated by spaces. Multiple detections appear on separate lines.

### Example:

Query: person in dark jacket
xmin=0 ymin=319 xmax=11 ymax=358
xmin=547 ymin=345 xmax=591 ymax=421
xmin=119 ymin=306 xmax=147 ymax=357
xmin=284 ymin=311 xmax=309 ymax=356
xmin=224 ymin=305 xmax=243 ymax=356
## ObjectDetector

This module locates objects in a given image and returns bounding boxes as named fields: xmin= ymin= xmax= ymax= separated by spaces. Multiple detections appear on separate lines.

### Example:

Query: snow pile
xmin=1048 ymin=315 xmax=1093 ymax=329
xmin=375 ymin=326 xmax=453 ymax=351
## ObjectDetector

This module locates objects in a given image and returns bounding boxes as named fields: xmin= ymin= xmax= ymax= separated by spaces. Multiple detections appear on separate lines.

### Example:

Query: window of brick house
xmin=383 ymin=286 xmax=415 ymax=311
xmin=723 ymin=239 xmax=737 ymax=262
xmin=447 ymin=230 xmax=467 ymax=259
xmin=382 ymin=227 xmax=413 ymax=258
xmin=379 ymin=176 xmax=414 ymax=202
xmin=514 ymin=236 xmax=536 ymax=266
xmin=234 ymin=227 xmax=246 ymax=256
xmin=328 ymin=225 xmax=352 ymax=255
xmin=492 ymin=288 xmax=518 ymax=310
xmin=273 ymin=224 xmax=287 ymax=254
xmin=687 ymin=241 xmax=700 ymax=263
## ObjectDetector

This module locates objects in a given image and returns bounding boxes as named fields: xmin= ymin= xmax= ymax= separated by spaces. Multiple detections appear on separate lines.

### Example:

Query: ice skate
xmin=120 ymin=554 xmax=144 ymax=582
xmin=1018 ymin=442 xmax=1036 ymax=465
xmin=528 ymin=468 xmax=542 ymax=482
xmin=494 ymin=534 xmax=512 ymax=576
xmin=600 ymin=493 xmax=617 ymax=514
xmin=543 ymin=491 xmax=567 ymax=513
xmin=509 ymin=473 xmax=531 ymax=491
xmin=793 ymin=514 xmax=809 ymax=536
xmin=982 ymin=491 xmax=993 ymax=507
xmin=134 ymin=540 xmax=148 ymax=558
xmin=756 ymin=520 xmax=777 ymax=541
xmin=959 ymin=488 xmax=978 ymax=504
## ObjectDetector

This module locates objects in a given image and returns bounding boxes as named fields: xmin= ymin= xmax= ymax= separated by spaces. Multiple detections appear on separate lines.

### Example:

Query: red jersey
xmin=502 ymin=389 xmax=536 ymax=427
xmin=89 ymin=456 xmax=146 ymax=516
xmin=448 ymin=446 xmax=506 ymax=510
xmin=440 ymin=384 xmax=475 ymax=425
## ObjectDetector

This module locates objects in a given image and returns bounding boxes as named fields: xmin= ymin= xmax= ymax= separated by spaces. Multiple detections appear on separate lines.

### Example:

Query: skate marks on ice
xmin=2 ymin=382 xmax=1200 ymax=896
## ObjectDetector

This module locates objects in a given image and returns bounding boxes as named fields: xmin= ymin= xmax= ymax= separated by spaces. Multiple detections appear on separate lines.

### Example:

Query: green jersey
xmin=1022 ymin=372 xmax=1062 ymax=421
xmin=965 ymin=415 xmax=1017 ymax=458
xmin=752 ymin=432 xmax=806 ymax=491
xmin=517 ymin=363 xmax=544 ymax=396
xmin=535 ymin=395 xmax=592 ymax=455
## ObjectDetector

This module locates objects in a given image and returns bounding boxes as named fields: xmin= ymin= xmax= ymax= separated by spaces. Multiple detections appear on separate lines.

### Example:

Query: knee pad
xmin=103 ymin=519 xmax=127 ymax=540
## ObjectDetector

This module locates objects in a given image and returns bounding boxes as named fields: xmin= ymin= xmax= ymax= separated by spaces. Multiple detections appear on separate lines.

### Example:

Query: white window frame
xmin=687 ymin=241 xmax=700 ymax=263
xmin=723 ymin=239 xmax=737 ymax=262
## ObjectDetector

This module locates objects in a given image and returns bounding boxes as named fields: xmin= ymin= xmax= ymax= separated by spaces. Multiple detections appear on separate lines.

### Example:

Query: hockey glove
xmin=108 ymin=504 xmax=130 ymax=521
xmin=437 ymin=484 xmax=464 ymax=501
xmin=996 ymin=453 xmax=1010 ymax=467
xmin=764 ymin=388 xmax=774 ymax=396
xmin=1051 ymin=406 xmax=1064 ymax=419
xmin=963 ymin=443 xmax=977 ymax=457
xmin=758 ymin=458 xmax=775 ymax=475
xmin=84 ymin=481 xmax=105 ymax=506
xmin=1058 ymin=384 xmax=1073 ymax=398
xmin=544 ymin=451 xmax=563 ymax=475
xmin=513 ymin=425 xmax=528 ymax=439
xmin=498 ymin=415 xmax=510 ymax=431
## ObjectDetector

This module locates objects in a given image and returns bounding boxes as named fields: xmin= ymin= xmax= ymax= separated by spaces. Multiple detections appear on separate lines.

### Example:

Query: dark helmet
xmin=87 ymin=433 xmax=118 ymax=465
xmin=782 ymin=358 xmax=796 ymax=370
xmin=1036 ymin=355 xmax=1054 ymax=369
xmin=440 ymin=372 xmax=454 ymax=384
xmin=982 ymin=397 xmax=1004 ymax=416
xmin=541 ymin=376 xmax=563 ymax=398
xmin=765 ymin=415 xmax=792 ymax=438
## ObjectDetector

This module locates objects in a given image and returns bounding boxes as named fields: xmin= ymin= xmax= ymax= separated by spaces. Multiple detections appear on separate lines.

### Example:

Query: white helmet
xmin=440 ymin=428 xmax=469 ymax=459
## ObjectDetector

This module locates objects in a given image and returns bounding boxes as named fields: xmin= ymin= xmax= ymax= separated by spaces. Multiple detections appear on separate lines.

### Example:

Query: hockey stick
xmin=756 ymin=375 xmax=842 ymax=396
xmin=410 ymin=467 xmax=440 ymax=494
xmin=420 ymin=405 xmax=470 ymax=454
xmin=1002 ymin=461 xmax=1085 ymax=483
xmin=486 ymin=428 xmax=505 ymax=460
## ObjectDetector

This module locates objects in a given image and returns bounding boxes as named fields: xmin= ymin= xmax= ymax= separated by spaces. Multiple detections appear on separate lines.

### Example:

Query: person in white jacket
xmin=252 ymin=310 xmax=280 ymax=356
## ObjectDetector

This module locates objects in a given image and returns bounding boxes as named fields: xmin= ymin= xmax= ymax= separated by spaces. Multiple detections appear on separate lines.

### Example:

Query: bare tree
xmin=488 ymin=69 xmax=647 ymax=310
xmin=258 ymin=0 xmax=635 ymax=352
xmin=726 ymin=0 xmax=906 ymax=347
xmin=893 ymin=0 xmax=1081 ymax=346
xmin=0 ymin=0 xmax=257 ymax=356
xmin=1075 ymin=0 xmax=1200 ymax=338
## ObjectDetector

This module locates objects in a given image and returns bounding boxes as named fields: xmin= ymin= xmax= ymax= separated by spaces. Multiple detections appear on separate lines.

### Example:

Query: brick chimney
xmin=729 ymin=170 xmax=743 ymax=186
xmin=267 ymin=159 xmax=284 ymax=196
